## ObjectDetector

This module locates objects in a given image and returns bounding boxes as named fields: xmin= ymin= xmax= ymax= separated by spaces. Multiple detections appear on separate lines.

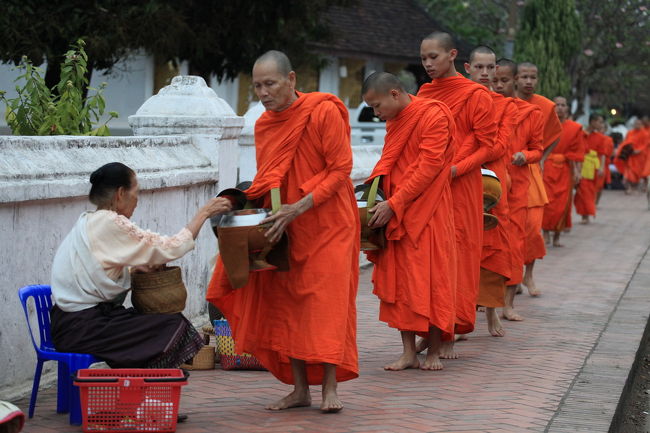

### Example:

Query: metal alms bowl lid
xmin=481 ymin=168 xmax=499 ymax=179
xmin=218 ymin=208 xmax=271 ymax=228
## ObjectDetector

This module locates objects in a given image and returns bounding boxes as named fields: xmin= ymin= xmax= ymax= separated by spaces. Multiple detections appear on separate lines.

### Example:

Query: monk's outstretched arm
xmin=388 ymin=109 xmax=451 ymax=214
xmin=454 ymin=91 xmax=497 ymax=176
xmin=309 ymin=101 xmax=354 ymax=207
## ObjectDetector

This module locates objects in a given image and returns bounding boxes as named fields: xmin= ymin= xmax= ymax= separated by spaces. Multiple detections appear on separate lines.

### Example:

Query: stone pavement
xmin=10 ymin=189 xmax=650 ymax=433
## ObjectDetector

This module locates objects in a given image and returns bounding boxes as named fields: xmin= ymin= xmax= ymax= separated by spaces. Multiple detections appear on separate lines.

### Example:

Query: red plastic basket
xmin=74 ymin=369 xmax=188 ymax=433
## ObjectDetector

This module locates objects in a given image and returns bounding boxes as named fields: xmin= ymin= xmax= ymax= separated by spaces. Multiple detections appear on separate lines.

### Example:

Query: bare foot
xmin=420 ymin=353 xmax=444 ymax=370
xmin=455 ymin=334 xmax=468 ymax=342
xmin=320 ymin=389 xmax=343 ymax=413
xmin=384 ymin=353 xmax=420 ymax=371
xmin=486 ymin=308 xmax=505 ymax=337
xmin=522 ymin=279 xmax=541 ymax=297
xmin=266 ymin=390 xmax=312 ymax=410
xmin=515 ymin=284 xmax=523 ymax=294
xmin=553 ymin=232 xmax=563 ymax=247
xmin=553 ymin=241 xmax=564 ymax=247
xmin=477 ymin=305 xmax=486 ymax=312
xmin=543 ymin=231 xmax=551 ymax=245
xmin=502 ymin=307 xmax=524 ymax=321
xmin=579 ymin=216 xmax=590 ymax=225
xmin=439 ymin=341 xmax=458 ymax=359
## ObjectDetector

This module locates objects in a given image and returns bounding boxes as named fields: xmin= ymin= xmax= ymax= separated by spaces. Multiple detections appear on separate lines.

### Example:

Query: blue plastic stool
xmin=18 ymin=285 xmax=99 ymax=425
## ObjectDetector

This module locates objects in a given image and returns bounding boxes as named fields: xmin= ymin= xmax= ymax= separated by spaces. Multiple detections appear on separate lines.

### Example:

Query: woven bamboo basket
xmin=131 ymin=266 xmax=187 ymax=314
xmin=181 ymin=345 xmax=216 ymax=370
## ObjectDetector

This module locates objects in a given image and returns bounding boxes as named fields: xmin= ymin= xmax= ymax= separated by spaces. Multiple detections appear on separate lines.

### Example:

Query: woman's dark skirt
xmin=51 ymin=303 xmax=203 ymax=368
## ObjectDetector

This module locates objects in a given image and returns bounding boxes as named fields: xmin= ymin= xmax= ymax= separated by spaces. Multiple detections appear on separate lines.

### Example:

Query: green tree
xmin=420 ymin=0 xmax=510 ymax=50
xmin=0 ymin=0 xmax=351 ymax=91
xmin=514 ymin=0 xmax=582 ymax=98
xmin=570 ymin=0 xmax=650 ymax=115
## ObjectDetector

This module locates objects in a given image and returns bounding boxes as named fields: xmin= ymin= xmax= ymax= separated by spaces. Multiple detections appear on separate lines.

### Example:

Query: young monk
xmin=595 ymin=123 xmax=614 ymax=205
xmin=575 ymin=114 xmax=608 ymax=224
xmin=206 ymin=50 xmax=359 ymax=413
xmin=542 ymin=96 xmax=585 ymax=247
xmin=362 ymin=72 xmax=456 ymax=371
xmin=493 ymin=58 xmax=544 ymax=321
xmin=417 ymin=32 xmax=497 ymax=357
xmin=464 ymin=46 xmax=517 ymax=337
xmin=515 ymin=62 xmax=563 ymax=297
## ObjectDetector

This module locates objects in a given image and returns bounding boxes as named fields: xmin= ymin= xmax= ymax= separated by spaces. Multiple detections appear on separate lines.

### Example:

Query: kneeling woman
xmin=50 ymin=162 xmax=231 ymax=368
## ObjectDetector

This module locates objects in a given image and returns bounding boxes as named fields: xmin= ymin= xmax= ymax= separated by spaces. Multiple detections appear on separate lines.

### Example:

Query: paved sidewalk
xmin=11 ymin=190 xmax=650 ymax=433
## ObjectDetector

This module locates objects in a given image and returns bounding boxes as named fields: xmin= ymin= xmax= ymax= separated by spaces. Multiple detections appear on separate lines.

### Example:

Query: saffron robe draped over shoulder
xmin=418 ymin=75 xmax=497 ymax=334
xmin=366 ymin=96 xmax=457 ymax=341
xmin=206 ymin=92 xmax=360 ymax=385
xmin=477 ymin=93 xmax=517 ymax=308
xmin=523 ymin=94 xmax=562 ymax=264
xmin=506 ymin=100 xmax=544 ymax=285
xmin=574 ymin=131 xmax=607 ymax=217
xmin=542 ymin=120 xmax=585 ymax=232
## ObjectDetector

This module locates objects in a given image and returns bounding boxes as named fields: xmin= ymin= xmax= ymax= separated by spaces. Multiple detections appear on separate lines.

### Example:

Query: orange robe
xmin=367 ymin=96 xmax=457 ymax=341
xmin=523 ymin=94 xmax=562 ymax=264
xmin=477 ymin=93 xmax=517 ymax=308
xmin=418 ymin=75 xmax=496 ymax=335
xmin=599 ymin=135 xmax=614 ymax=188
xmin=574 ymin=131 xmax=607 ymax=217
xmin=542 ymin=120 xmax=585 ymax=232
xmin=620 ymin=128 xmax=650 ymax=184
xmin=507 ymin=100 xmax=544 ymax=285
xmin=206 ymin=92 xmax=359 ymax=385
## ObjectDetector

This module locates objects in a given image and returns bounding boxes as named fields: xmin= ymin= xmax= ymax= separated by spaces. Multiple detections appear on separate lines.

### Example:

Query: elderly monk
xmin=206 ymin=50 xmax=359 ymax=413
xmin=493 ymin=58 xmax=544 ymax=321
xmin=417 ymin=32 xmax=497 ymax=357
xmin=362 ymin=72 xmax=456 ymax=371
xmin=464 ymin=46 xmax=517 ymax=337
xmin=575 ymin=114 xmax=608 ymax=224
xmin=618 ymin=118 xmax=650 ymax=193
xmin=515 ymin=62 xmax=562 ymax=297
xmin=542 ymin=97 xmax=585 ymax=247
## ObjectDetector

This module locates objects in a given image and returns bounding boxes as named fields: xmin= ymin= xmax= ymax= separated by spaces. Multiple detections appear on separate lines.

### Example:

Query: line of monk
xmin=205 ymin=32 xmax=650 ymax=413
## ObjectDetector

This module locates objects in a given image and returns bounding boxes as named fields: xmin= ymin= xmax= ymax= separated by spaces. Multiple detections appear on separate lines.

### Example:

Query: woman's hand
xmin=187 ymin=197 xmax=233 ymax=239
xmin=131 ymin=264 xmax=164 ymax=274
xmin=201 ymin=197 xmax=232 ymax=218
xmin=367 ymin=201 xmax=394 ymax=229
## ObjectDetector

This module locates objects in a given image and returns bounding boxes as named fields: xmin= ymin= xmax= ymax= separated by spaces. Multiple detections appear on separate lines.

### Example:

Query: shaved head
xmin=518 ymin=61 xmax=537 ymax=71
xmin=362 ymin=72 xmax=405 ymax=96
xmin=469 ymin=45 xmax=496 ymax=63
xmin=423 ymin=31 xmax=456 ymax=52
xmin=254 ymin=50 xmax=293 ymax=76
xmin=496 ymin=58 xmax=517 ymax=76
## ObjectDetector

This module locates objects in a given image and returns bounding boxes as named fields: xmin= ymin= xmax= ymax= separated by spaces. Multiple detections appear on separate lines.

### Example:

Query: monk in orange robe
xmin=493 ymin=58 xmax=544 ymax=321
xmin=362 ymin=72 xmax=456 ymax=371
xmin=619 ymin=118 xmax=650 ymax=192
xmin=595 ymin=125 xmax=614 ymax=205
xmin=542 ymin=96 xmax=585 ymax=247
xmin=464 ymin=46 xmax=517 ymax=337
xmin=574 ymin=114 xmax=608 ymax=224
xmin=515 ymin=62 xmax=562 ymax=297
xmin=417 ymin=32 xmax=496 ymax=357
xmin=206 ymin=51 xmax=359 ymax=413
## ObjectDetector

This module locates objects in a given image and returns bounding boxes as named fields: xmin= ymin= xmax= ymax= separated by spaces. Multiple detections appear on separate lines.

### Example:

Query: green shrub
xmin=0 ymin=39 xmax=117 ymax=136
